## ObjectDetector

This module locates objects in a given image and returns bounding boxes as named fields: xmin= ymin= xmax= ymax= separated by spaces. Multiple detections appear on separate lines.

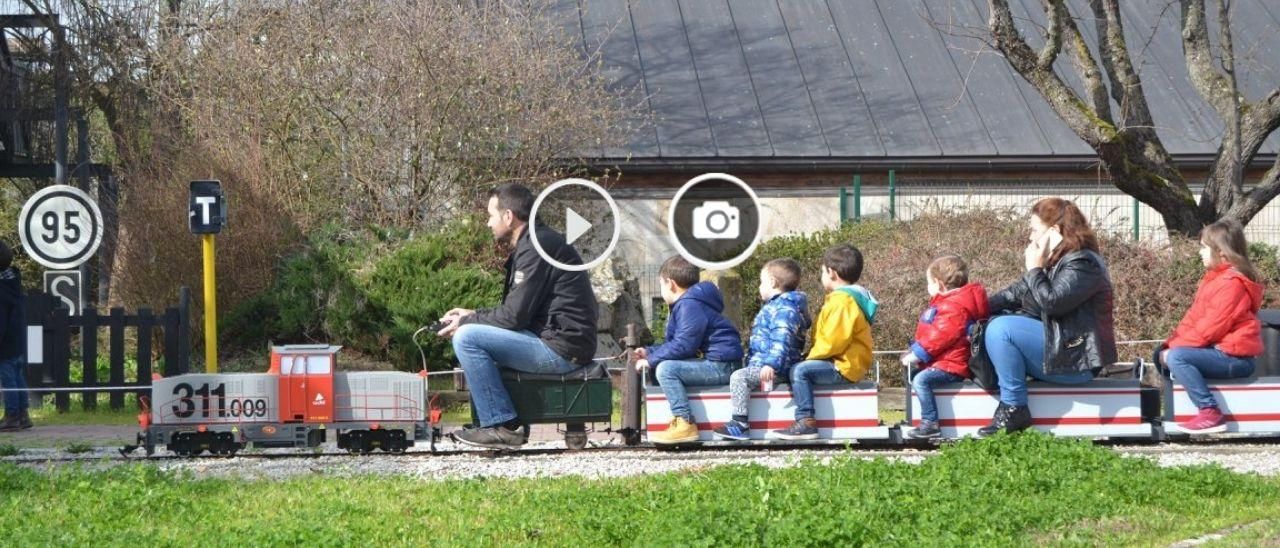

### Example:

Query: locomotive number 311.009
xmin=171 ymin=382 xmax=268 ymax=419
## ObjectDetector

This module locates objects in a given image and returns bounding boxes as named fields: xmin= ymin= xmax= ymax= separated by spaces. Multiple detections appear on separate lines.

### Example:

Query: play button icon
xmin=529 ymin=179 xmax=620 ymax=272
xmin=565 ymin=208 xmax=591 ymax=246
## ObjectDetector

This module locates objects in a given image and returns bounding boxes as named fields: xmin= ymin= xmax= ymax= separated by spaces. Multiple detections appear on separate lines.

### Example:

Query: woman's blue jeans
xmin=984 ymin=315 xmax=1093 ymax=406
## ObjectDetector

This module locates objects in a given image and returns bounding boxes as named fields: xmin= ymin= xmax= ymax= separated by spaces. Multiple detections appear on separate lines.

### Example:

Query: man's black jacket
xmin=462 ymin=223 xmax=599 ymax=365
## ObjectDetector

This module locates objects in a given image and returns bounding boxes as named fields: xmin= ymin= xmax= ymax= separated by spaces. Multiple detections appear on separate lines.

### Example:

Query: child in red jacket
xmin=901 ymin=255 xmax=988 ymax=439
xmin=1162 ymin=219 xmax=1265 ymax=434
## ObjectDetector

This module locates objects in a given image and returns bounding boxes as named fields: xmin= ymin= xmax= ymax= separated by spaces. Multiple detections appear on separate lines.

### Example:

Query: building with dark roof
xmin=550 ymin=0 xmax=1277 ymax=185
xmin=544 ymin=1 xmax=1280 ymax=316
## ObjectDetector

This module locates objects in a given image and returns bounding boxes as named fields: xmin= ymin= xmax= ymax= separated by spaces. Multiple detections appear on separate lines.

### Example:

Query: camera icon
xmin=692 ymin=201 xmax=740 ymax=240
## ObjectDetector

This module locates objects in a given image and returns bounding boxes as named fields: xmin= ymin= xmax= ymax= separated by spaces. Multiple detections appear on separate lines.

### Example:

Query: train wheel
xmin=168 ymin=433 xmax=194 ymax=457
xmin=342 ymin=430 xmax=369 ymax=454
xmin=216 ymin=433 xmax=238 ymax=457
xmin=387 ymin=430 xmax=408 ymax=454
xmin=565 ymin=423 xmax=588 ymax=451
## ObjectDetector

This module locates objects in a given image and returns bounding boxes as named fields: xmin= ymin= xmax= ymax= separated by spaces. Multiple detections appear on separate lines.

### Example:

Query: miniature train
xmin=127 ymin=326 xmax=1280 ymax=457
xmin=131 ymin=345 xmax=430 ymax=456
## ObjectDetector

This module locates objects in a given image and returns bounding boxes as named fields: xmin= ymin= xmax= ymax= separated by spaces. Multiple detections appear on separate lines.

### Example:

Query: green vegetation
xmin=1 ymin=434 xmax=1277 ymax=545
xmin=65 ymin=355 xmax=141 ymax=386
xmin=221 ymin=221 xmax=502 ymax=372
xmin=62 ymin=443 xmax=93 ymax=454
xmin=26 ymin=395 xmax=142 ymax=425
xmin=30 ymin=407 xmax=139 ymax=427
xmin=0 ymin=444 xmax=17 ymax=457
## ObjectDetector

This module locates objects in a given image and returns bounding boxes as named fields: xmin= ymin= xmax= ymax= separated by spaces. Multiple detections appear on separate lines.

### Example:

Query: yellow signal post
xmin=190 ymin=179 xmax=225 ymax=373
xmin=202 ymin=233 xmax=218 ymax=373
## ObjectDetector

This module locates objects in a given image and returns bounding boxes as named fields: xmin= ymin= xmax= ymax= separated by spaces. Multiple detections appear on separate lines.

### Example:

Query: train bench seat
xmin=498 ymin=362 xmax=609 ymax=382
xmin=644 ymin=380 xmax=891 ymax=441
xmin=906 ymin=377 xmax=1154 ymax=439
xmin=1162 ymin=374 xmax=1280 ymax=435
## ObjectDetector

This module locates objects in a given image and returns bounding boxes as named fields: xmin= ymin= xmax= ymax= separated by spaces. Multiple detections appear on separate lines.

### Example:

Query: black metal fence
xmin=25 ymin=287 xmax=191 ymax=411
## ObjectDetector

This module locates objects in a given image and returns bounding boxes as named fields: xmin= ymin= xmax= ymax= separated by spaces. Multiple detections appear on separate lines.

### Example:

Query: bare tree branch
xmin=1183 ymin=0 xmax=1280 ymax=223
xmin=988 ymin=0 xmax=1114 ymax=143
xmin=1091 ymin=0 xmax=1155 ymax=129
xmin=1038 ymin=0 xmax=1065 ymax=69
xmin=988 ymin=0 xmax=1202 ymax=233
xmin=1180 ymin=0 xmax=1237 ymax=118
xmin=1217 ymin=0 xmax=1243 ymax=194
xmin=974 ymin=0 xmax=1278 ymax=234
xmin=1230 ymin=151 xmax=1280 ymax=222
xmin=1055 ymin=0 xmax=1112 ymax=123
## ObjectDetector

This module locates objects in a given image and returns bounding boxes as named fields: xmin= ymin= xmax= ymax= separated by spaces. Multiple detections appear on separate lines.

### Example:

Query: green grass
xmin=62 ymin=442 xmax=92 ymax=454
xmin=27 ymin=394 xmax=141 ymax=426
xmin=2 ymin=433 xmax=1278 ymax=545
xmin=29 ymin=406 xmax=139 ymax=427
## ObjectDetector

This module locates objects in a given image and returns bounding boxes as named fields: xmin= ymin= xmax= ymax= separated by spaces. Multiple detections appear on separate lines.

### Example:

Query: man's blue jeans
xmin=984 ymin=315 xmax=1093 ymax=407
xmin=452 ymin=324 xmax=578 ymax=427
xmin=654 ymin=359 xmax=738 ymax=422
xmin=0 ymin=355 xmax=28 ymax=414
xmin=789 ymin=359 xmax=849 ymax=420
xmin=1166 ymin=346 xmax=1255 ymax=410
xmin=911 ymin=367 xmax=964 ymax=423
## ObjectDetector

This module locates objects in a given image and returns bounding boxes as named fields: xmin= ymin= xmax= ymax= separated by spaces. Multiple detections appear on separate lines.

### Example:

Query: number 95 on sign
xmin=18 ymin=185 xmax=103 ymax=270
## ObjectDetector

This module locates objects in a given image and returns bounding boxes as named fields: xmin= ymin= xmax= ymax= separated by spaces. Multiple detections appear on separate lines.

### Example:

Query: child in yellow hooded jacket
xmin=773 ymin=244 xmax=878 ymax=440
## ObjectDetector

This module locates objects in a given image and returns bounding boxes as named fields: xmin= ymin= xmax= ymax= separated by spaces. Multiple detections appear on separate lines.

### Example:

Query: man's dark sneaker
xmin=908 ymin=420 xmax=942 ymax=439
xmin=17 ymin=410 xmax=31 ymax=430
xmin=452 ymin=425 xmax=526 ymax=450
xmin=772 ymin=418 xmax=819 ymax=440
xmin=979 ymin=403 xmax=1033 ymax=437
xmin=712 ymin=419 xmax=751 ymax=441
xmin=977 ymin=403 xmax=1011 ymax=437
xmin=0 ymin=413 xmax=20 ymax=432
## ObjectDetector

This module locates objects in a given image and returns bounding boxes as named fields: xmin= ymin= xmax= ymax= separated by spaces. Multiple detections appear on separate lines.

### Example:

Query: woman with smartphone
xmin=977 ymin=198 xmax=1118 ymax=436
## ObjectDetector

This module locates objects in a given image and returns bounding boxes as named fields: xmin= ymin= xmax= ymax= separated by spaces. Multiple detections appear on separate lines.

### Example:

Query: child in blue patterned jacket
xmin=714 ymin=258 xmax=811 ymax=440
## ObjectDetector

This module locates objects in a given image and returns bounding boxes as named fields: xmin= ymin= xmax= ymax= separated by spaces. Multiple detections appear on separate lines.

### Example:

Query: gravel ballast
xmin=7 ymin=441 xmax=1280 ymax=481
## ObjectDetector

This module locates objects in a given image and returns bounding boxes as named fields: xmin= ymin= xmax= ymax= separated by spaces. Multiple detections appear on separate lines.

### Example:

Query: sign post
xmin=19 ymin=185 xmax=103 ymax=271
xmin=189 ymin=180 xmax=225 ymax=373
xmin=43 ymin=270 xmax=83 ymax=316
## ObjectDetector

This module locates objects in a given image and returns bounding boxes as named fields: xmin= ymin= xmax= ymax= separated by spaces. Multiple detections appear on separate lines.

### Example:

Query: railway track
xmin=7 ymin=433 xmax=1280 ymax=466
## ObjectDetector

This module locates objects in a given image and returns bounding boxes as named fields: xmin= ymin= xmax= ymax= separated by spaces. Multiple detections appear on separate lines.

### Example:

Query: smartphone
xmin=1043 ymin=229 xmax=1064 ymax=252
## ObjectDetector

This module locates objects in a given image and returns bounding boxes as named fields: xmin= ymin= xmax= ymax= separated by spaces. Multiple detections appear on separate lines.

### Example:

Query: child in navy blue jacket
xmin=714 ymin=258 xmax=809 ymax=440
xmin=634 ymin=256 xmax=743 ymax=445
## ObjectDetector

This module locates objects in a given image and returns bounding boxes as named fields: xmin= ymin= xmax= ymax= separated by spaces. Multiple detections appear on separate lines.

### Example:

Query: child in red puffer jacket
xmin=901 ymin=255 xmax=988 ymax=439
xmin=1162 ymin=219 xmax=1265 ymax=434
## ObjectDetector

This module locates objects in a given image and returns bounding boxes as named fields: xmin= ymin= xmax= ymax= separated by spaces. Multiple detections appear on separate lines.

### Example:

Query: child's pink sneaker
xmin=1178 ymin=406 xmax=1227 ymax=434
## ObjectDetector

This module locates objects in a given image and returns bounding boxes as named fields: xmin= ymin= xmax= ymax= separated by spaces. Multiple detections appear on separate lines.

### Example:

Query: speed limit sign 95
xmin=18 ymin=185 xmax=103 ymax=269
